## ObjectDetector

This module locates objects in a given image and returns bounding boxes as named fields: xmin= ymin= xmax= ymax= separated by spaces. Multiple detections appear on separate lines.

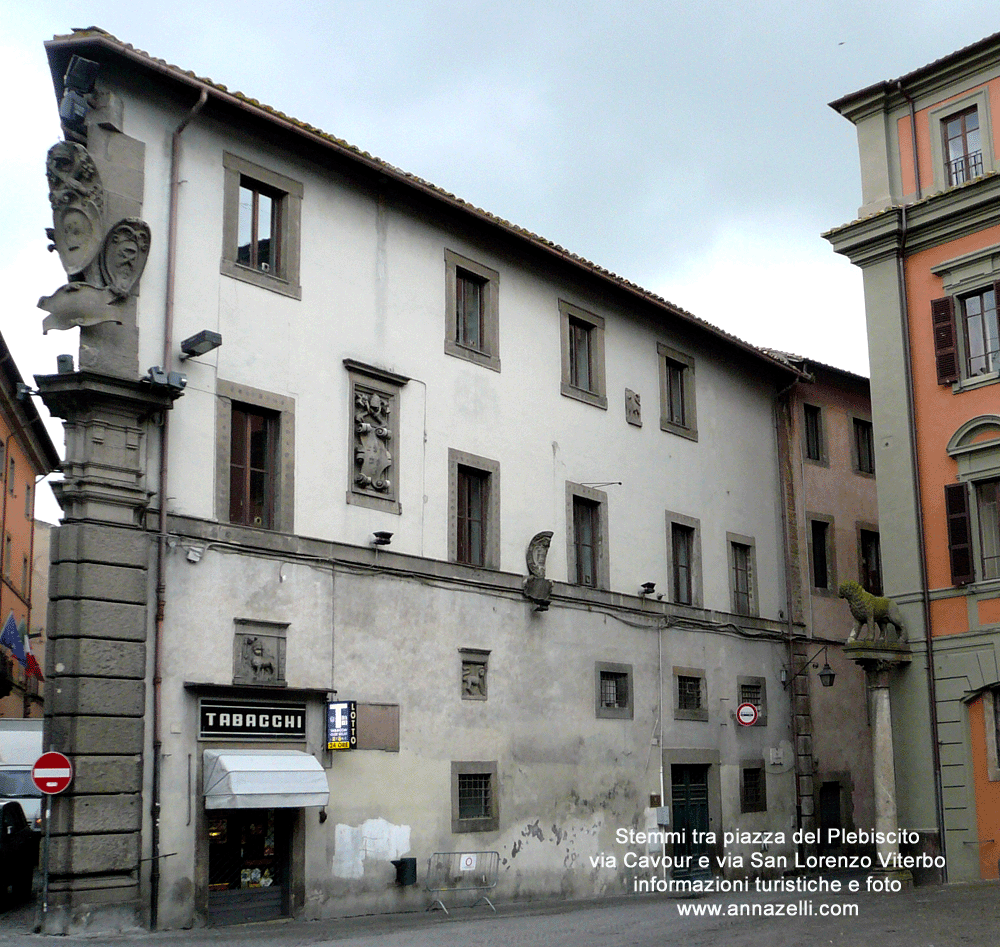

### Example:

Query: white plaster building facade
xmin=37 ymin=29 xmax=811 ymax=931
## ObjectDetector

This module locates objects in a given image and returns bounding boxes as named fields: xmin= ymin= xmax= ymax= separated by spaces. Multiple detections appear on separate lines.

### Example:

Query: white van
xmin=0 ymin=719 xmax=44 ymax=829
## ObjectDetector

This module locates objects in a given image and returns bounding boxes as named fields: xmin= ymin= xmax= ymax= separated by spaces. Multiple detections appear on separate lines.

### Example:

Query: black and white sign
xmin=327 ymin=700 xmax=357 ymax=750
xmin=736 ymin=702 xmax=759 ymax=726
xmin=199 ymin=698 xmax=307 ymax=740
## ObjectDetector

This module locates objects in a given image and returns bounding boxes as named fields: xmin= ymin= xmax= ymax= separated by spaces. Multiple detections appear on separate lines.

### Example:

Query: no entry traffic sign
xmin=32 ymin=752 xmax=73 ymax=794
xmin=736 ymin=702 xmax=759 ymax=727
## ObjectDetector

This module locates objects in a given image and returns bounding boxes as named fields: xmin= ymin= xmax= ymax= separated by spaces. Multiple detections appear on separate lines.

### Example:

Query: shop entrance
xmin=207 ymin=809 xmax=293 ymax=925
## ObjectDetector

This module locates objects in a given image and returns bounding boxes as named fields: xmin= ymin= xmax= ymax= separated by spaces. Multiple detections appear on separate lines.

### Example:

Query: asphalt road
xmin=1 ymin=882 xmax=997 ymax=946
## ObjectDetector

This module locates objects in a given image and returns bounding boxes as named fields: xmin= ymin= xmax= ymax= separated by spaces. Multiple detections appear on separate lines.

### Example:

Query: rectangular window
xmin=741 ymin=766 xmax=767 ymax=813
xmin=444 ymin=251 xmax=500 ymax=371
xmin=451 ymin=761 xmax=499 ymax=832
xmin=24 ymin=483 xmax=31 ymax=519
xmin=216 ymin=381 xmax=295 ymax=534
xmin=738 ymin=675 xmax=767 ymax=726
xmin=853 ymin=418 xmax=875 ymax=475
xmin=977 ymin=479 xmax=1000 ymax=581
xmin=944 ymin=106 xmax=983 ymax=187
xmin=449 ymin=450 xmax=500 ymax=569
xmin=962 ymin=287 xmax=999 ymax=378
xmin=21 ymin=555 xmax=28 ymax=597
xmin=600 ymin=672 xmax=628 ymax=709
xmin=229 ymin=404 xmax=278 ymax=529
xmin=811 ymin=519 xmax=829 ymax=589
xmin=595 ymin=662 xmax=633 ymax=719
xmin=732 ymin=542 xmax=752 ymax=614
xmin=674 ymin=667 xmax=708 ymax=721
xmin=677 ymin=675 xmax=702 ymax=711
xmin=457 ymin=466 xmax=489 ymax=566
xmin=803 ymin=404 xmax=823 ymax=462
xmin=237 ymin=182 xmax=280 ymax=274
xmin=573 ymin=496 xmax=600 ymax=587
xmin=657 ymin=343 xmax=698 ymax=440
xmin=672 ymin=523 xmax=694 ymax=605
xmin=559 ymin=301 xmax=607 ymax=409
xmin=860 ymin=528 xmax=883 ymax=596
xmin=3 ymin=534 xmax=10 ymax=577
xmin=222 ymin=153 xmax=302 ymax=298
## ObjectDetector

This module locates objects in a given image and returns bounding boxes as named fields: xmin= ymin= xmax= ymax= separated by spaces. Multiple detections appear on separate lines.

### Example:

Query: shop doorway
xmin=207 ymin=809 xmax=293 ymax=925
xmin=671 ymin=764 xmax=711 ymax=877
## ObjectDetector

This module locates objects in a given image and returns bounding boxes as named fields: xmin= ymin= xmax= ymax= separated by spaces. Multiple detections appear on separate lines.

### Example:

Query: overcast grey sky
xmin=3 ymin=2 xmax=999 ymax=520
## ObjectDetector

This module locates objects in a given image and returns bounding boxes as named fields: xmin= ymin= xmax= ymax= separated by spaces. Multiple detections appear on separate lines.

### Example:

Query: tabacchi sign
xmin=199 ymin=699 xmax=307 ymax=740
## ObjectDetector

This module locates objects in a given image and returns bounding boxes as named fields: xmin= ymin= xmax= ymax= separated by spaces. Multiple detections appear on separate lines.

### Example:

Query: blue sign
xmin=327 ymin=700 xmax=357 ymax=750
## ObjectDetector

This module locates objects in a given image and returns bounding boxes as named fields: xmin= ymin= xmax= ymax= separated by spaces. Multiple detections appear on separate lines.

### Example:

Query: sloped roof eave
xmin=44 ymin=29 xmax=806 ymax=383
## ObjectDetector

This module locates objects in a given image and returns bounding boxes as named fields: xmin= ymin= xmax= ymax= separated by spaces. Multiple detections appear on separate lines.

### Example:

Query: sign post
xmin=32 ymin=752 xmax=73 ymax=929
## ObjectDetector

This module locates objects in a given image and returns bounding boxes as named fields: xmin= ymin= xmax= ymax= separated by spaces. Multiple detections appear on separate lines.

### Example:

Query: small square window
xmin=674 ymin=667 xmax=708 ymax=721
xmin=595 ymin=662 xmax=633 ymax=719
xmin=559 ymin=301 xmax=607 ymax=409
xmin=803 ymin=404 xmax=825 ymax=464
xmin=741 ymin=766 xmax=767 ymax=813
xmin=222 ymin=153 xmax=302 ymax=298
xmin=737 ymin=675 xmax=767 ymax=726
xmin=444 ymin=250 xmax=500 ymax=371
xmin=853 ymin=418 xmax=876 ymax=475
xmin=449 ymin=450 xmax=500 ymax=569
xmin=451 ymin=761 xmax=499 ymax=833
xmin=657 ymin=343 xmax=698 ymax=441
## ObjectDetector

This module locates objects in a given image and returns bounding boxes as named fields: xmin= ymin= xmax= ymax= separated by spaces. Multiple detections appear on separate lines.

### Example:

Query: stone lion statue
xmin=838 ymin=581 xmax=907 ymax=644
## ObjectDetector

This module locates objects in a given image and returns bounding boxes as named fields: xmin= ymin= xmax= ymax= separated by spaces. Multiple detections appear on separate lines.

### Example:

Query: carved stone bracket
xmin=523 ymin=531 xmax=553 ymax=611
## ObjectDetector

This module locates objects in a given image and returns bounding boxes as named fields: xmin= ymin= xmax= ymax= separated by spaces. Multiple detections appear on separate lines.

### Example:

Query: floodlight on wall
xmin=59 ymin=55 xmax=100 ymax=134
xmin=639 ymin=582 xmax=656 ymax=596
xmin=371 ymin=531 xmax=393 ymax=547
xmin=179 ymin=330 xmax=223 ymax=360
xmin=782 ymin=645 xmax=836 ymax=689
xmin=144 ymin=366 xmax=187 ymax=393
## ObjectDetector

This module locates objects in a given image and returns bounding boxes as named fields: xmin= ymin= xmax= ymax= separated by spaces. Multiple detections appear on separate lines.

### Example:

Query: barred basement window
xmin=678 ymin=675 xmax=701 ymax=710
xmin=740 ymin=682 xmax=761 ymax=708
xmin=451 ymin=761 xmax=498 ymax=832
xmin=595 ymin=662 xmax=633 ymax=719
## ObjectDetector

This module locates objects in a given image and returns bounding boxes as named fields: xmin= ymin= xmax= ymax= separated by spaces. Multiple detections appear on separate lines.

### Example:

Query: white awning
xmin=203 ymin=749 xmax=330 ymax=809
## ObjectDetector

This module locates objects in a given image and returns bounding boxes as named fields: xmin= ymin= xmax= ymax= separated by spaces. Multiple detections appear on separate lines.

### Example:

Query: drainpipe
xmin=898 ymin=82 xmax=923 ymax=200
xmin=895 ymin=202 xmax=946 ymax=877
xmin=151 ymin=87 xmax=207 ymax=930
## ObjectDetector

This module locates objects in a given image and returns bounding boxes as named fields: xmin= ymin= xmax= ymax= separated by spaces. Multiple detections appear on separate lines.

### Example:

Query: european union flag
xmin=0 ymin=611 xmax=26 ymax=666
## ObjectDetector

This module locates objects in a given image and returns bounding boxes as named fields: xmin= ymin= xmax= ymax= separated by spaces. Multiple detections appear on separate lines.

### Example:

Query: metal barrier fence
xmin=425 ymin=850 xmax=499 ymax=914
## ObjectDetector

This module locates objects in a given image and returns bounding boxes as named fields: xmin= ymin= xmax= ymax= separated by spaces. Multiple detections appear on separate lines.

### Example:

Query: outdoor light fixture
xmin=639 ymin=582 xmax=656 ymax=596
xmin=59 ymin=55 xmax=100 ymax=134
xmin=371 ymin=531 xmax=393 ymax=546
xmin=179 ymin=329 xmax=223 ymax=360
xmin=144 ymin=366 xmax=187 ymax=393
xmin=782 ymin=645 xmax=836 ymax=689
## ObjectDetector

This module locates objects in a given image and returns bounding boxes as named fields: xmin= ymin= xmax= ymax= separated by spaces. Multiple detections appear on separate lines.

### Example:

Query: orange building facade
xmin=0 ymin=334 xmax=59 ymax=718
xmin=828 ymin=32 xmax=1000 ymax=882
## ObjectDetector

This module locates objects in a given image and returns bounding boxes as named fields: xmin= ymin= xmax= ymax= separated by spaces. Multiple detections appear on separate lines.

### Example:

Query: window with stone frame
xmin=451 ymin=761 xmax=499 ymax=832
xmin=448 ymin=450 xmax=500 ymax=569
xmin=566 ymin=482 xmax=610 ymax=590
xmin=559 ymin=301 xmax=607 ymax=409
xmin=931 ymin=285 xmax=1000 ymax=387
xmin=738 ymin=675 xmax=767 ymax=727
xmin=809 ymin=515 xmax=836 ymax=593
xmin=853 ymin=417 xmax=876 ymax=475
xmin=657 ymin=343 xmax=698 ymax=441
xmin=221 ymin=153 xmax=302 ymax=298
xmin=859 ymin=527 xmax=883 ymax=596
xmin=444 ymin=250 xmax=500 ymax=371
xmin=215 ymin=380 xmax=295 ymax=533
xmin=803 ymin=404 xmax=825 ymax=463
xmin=595 ymin=662 xmax=633 ymax=719
xmin=728 ymin=534 xmax=758 ymax=616
xmin=942 ymin=106 xmax=983 ymax=187
xmin=674 ymin=667 xmax=708 ymax=721
xmin=672 ymin=523 xmax=694 ymax=604
xmin=740 ymin=765 xmax=767 ymax=813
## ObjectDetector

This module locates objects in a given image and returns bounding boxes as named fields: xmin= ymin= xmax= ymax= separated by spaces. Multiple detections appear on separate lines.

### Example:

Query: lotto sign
xmin=32 ymin=752 xmax=73 ymax=794
xmin=459 ymin=853 xmax=477 ymax=871
xmin=327 ymin=700 xmax=358 ymax=750
xmin=736 ymin=702 xmax=759 ymax=727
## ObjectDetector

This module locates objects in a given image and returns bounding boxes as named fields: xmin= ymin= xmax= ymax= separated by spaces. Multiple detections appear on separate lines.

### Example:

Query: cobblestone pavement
xmin=1 ymin=880 xmax=997 ymax=946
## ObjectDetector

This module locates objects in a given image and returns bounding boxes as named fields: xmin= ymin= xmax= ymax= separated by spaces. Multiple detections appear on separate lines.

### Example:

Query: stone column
xmin=37 ymin=373 xmax=178 ymax=933
xmin=848 ymin=645 xmax=912 ymax=886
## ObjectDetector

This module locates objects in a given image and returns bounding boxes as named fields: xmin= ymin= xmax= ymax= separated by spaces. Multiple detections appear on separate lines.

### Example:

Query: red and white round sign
xmin=31 ymin=752 xmax=73 ymax=795
xmin=736 ymin=702 xmax=759 ymax=727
